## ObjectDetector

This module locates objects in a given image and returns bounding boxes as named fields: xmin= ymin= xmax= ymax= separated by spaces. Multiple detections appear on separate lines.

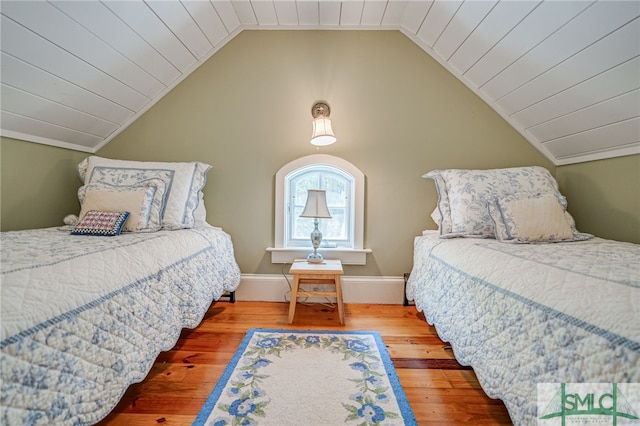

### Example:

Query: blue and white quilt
xmin=0 ymin=226 xmax=241 ymax=425
xmin=406 ymin=231 xmax=640 ymax=425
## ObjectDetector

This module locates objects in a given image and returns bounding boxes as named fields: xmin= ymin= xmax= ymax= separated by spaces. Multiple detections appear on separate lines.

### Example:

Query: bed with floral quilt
xmin=1 ymin=156 xmax=242 ymax=425
xmin=0 ymin=226 xmax=241 ymax=425
xmin=406 ymin=166 xmax=640 ymax=425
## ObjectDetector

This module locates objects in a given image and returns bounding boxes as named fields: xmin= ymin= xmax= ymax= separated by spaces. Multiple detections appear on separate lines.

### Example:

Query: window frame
xmin=269 ymin=154 xmax=370 ymax=265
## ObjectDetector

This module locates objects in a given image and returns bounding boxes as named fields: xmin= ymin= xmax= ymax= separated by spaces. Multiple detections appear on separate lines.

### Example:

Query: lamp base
xmin=307 ymin=252 xmax=324 ymax=263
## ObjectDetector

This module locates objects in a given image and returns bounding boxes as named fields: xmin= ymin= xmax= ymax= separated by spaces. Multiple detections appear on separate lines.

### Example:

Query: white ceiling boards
xmin=1 ymin=0 xmax=638 ymax=165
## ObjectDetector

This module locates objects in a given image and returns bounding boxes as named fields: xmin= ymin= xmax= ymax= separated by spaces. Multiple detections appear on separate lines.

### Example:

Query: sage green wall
xmin=557 ymin=154 xmax=640 ymax=244
xmin=0 ymin=137 xmax=85 ymax=230
xmin=97 ymin=30 xmax=554 ymax=276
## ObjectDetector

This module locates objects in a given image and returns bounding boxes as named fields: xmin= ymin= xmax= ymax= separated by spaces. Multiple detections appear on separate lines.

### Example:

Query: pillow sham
xmin=193 ymin=191 xmax=208 ymax=228
xmin=78 ymin=156 xmax=211 ymax=230
xmin=77 ymin=179 xmax=166 ymax=232
xmin=423 ymin=166 xmax=563 ymax=238
xmin=430 ymin=207 xmax=441 ymax=228
xmin=423 ymin=173 xmax=452 ymax=235
xmin=71 ymin=211 xmax=129 ymax=236
xmin=488 ymin=193 xmax=574 ymax=243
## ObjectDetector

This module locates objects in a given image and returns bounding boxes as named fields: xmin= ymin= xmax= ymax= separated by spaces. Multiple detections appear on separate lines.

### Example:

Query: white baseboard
xmin=235 ymin=274 xmax=405 ymax=304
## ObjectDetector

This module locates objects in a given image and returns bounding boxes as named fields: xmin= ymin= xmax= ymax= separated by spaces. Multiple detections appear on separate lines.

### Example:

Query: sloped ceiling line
xmin=1 ymin=0 xmax=638 ymax=166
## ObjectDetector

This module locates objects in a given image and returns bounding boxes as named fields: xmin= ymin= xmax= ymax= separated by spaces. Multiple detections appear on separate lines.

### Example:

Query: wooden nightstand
xmin=288 ymin=259 xmax=344 ymax=324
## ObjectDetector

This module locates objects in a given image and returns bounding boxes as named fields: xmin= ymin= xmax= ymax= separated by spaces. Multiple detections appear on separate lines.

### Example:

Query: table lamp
xmin=300 ymin=189 xmax=332 ymax=263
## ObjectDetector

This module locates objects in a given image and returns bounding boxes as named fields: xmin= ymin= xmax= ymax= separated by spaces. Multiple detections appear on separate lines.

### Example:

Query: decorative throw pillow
xmin=78 ymin=156 xmax=211 ymax=230
xmin=488 ymin=193 xmax=574 ymax=242
xmin=77 ymin=179 xmax=166 ymax=232
xmin=423 ymin=166 xmax=564 ymax=238
xmin=71 ymin=211 xmax=129 ymax=236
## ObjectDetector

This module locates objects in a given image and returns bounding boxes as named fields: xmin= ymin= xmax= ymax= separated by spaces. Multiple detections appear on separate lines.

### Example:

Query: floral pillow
xmin=71 ymin=211 xmax=129 ymax=236
xmin=423 ymin=166 xmax=565 ymax=238
xmin=78 ymin=156 xmax=211 ymax=230
xmin=423 ymin=173 xmax=452 ymax=235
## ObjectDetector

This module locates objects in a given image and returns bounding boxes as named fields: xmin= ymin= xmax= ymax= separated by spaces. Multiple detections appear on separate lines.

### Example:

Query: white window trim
xmin=267 ymin=154 xmax=371 ymax=265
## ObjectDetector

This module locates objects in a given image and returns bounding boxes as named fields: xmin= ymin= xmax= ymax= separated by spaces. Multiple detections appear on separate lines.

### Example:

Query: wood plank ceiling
xmin=1 ymin=1 xmax=638 ymax=165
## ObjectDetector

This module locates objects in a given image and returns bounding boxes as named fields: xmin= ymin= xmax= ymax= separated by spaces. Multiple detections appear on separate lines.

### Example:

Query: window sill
xmin=266 ymin=247 xmax=372 ymax=265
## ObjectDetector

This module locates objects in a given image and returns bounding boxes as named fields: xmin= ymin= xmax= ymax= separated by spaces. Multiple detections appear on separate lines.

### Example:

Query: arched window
xmin=269 ymin=154 xmax=370 ymax=265
xmin=287 ymin=163 xmax=353 ymax=248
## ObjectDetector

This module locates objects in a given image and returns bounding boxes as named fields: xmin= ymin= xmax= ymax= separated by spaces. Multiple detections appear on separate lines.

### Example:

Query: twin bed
xmin=406 ymin=166 xmax=639 ymax=425
xmin=0 ymin=157 xmax=241 ymax=425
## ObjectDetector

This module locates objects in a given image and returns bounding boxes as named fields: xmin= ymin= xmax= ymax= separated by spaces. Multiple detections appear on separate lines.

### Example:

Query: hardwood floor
xmin=98 ymin=301 xmax=512 ymax=425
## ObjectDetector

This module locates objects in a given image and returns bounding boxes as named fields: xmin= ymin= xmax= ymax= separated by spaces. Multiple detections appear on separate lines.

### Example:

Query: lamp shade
xmin=310 ymin=101 xmax=336 ymax=146
xmin=311 ymin=118 xmax=336 ymax=146
xmin=300 ymin=189 xmax=332 ymax=218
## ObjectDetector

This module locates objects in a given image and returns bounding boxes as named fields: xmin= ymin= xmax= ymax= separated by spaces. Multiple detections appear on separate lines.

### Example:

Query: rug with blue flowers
xmin=193 ymin=328 xmax=417 ymax=426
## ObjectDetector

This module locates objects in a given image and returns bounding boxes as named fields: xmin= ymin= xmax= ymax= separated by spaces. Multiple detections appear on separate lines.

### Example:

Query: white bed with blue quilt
xmin=406 ymin=166 xmax=640 ymax=425
xmin=0 ymin=156 xmax=242 ymax=425
xmin=0 ymin=226 xmax=241 ymax=425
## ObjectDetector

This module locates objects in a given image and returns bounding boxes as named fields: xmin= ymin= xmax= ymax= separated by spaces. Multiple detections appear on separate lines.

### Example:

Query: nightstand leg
xmin=288 ymin=274 xmax=300 ymax=324
xmin=335 ymin=275 xmax=345 ymax=325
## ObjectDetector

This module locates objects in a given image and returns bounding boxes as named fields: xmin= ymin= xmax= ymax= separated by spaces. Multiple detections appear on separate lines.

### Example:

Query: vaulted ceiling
xmin=1 ymin=1 xmax=638 ymax=165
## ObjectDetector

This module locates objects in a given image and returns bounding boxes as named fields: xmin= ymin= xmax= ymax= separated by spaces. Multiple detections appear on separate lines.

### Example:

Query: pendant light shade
xmin=310 ymin=101 xmax=336 ymax=146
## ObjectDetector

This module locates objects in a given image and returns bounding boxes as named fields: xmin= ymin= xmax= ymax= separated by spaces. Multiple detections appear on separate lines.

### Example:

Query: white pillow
xmin=423 ymin=166 xmax=564 ymax=238
xmin=78 ymin=156 xmax=211 ymax=230
xmin=488 ymin=193 xmax=573 ymax=242
xmin=78 ymin=179 xmax=166 ymax=232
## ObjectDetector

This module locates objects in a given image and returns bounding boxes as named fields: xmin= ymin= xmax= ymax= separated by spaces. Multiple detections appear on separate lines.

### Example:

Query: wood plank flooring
xmin=98 ymin=301 xmax=512 ymax=425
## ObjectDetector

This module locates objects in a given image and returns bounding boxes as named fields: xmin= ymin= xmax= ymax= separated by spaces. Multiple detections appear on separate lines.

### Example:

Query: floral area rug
xmin=193 ymin=328 xmax=417 ymax=426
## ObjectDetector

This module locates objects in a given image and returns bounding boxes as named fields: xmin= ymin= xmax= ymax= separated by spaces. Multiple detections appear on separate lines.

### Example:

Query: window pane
xmin=324 ymin=177 xmax=346 ymax=207
xmin=323 ymin=207 xmax=346 ymax=240
xmin=294 ymin=174 xmax=319 ymax=207
xmin=287 ymin=166 xmax=353 ymax=247
xmin=294 ymin=220 xmax=313 ymax=240
xmin=292 ymin=207 xmax=312 ymax=239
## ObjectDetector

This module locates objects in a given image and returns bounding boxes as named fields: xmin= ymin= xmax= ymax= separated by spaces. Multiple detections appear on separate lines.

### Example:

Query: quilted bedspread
xmin=0 ymin=226 xmax=241 ymax=425
xmin=406 ymin=231 xmax=639 ymax=425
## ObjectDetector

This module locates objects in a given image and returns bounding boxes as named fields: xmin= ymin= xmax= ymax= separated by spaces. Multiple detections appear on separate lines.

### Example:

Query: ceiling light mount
xmin=311 ymin=101 xmax=331 ymax=119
